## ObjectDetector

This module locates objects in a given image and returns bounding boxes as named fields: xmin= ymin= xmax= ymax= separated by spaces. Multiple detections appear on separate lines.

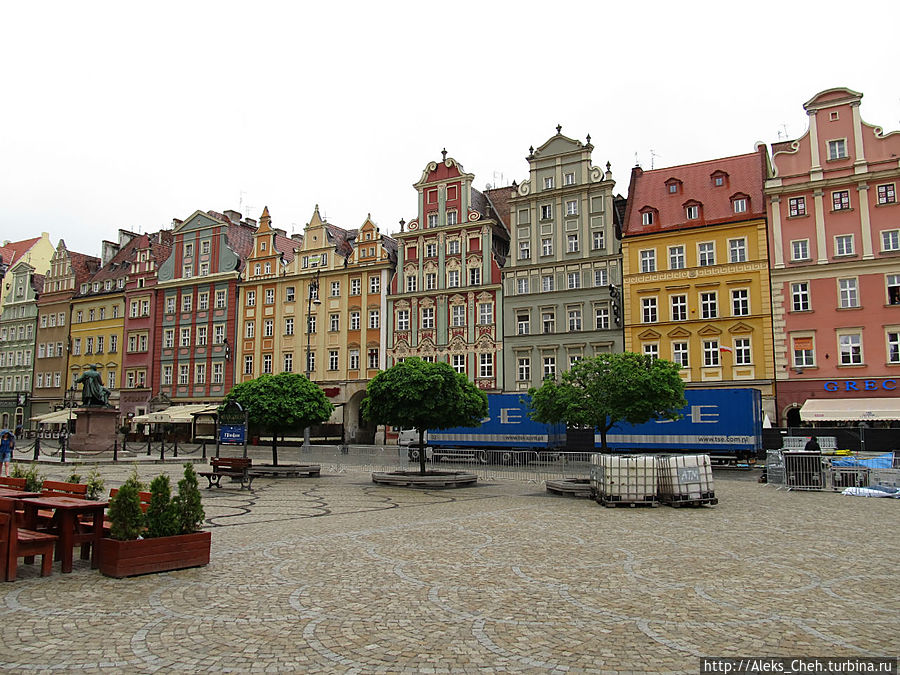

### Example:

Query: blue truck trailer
xmin=413 ymin=388 xmax=762 ymax=462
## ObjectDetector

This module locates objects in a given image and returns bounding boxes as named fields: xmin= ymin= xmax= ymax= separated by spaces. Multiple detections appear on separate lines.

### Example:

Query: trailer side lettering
xmin=500 ymin=408 xmax=522 ymax=425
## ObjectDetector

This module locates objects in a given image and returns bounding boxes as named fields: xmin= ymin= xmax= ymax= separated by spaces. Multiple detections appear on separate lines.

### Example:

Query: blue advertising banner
xmin=219 ymin=424 xmax=246 ymax=444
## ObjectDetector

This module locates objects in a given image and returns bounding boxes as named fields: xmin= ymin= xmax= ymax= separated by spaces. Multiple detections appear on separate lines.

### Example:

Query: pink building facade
xmin=766 ymin=88 xmax=900 ymax=425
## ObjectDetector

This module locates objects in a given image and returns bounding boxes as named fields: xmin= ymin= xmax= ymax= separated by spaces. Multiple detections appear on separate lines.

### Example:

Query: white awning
xmin=799 ymin=397 xmax=900 ymax=422
xmin=30 ymin=410 xmax=75 ymax=425
xmin=133 ymin=405 xmax=218 ymax=424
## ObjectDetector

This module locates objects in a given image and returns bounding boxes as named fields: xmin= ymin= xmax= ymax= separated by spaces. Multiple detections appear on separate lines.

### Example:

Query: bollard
xmin=159 ymin=439 xmax=165 ymax=462
xmin=113 ymin=437 xmax=118 ymax=462
xmin=173 ymin=436 xmax=178 ymax=458
xmin=33 ymin=437 xmax=41 ymax=461
xmin=202 ymin=441 xmax=207 ymax=459
xmin=60 ymin=436 xmax=66 ymax=464
xmin=147 ymin=436 xmax=152 ymax=456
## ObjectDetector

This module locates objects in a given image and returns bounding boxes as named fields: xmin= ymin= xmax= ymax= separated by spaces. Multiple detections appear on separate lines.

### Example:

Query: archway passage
xmin=347 ymin=390 xmax=376 ymax=444
xmin=785 ymin=406 xmax=802 ymax=428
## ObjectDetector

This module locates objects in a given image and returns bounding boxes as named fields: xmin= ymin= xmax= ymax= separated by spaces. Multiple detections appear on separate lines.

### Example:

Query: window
xmin=76 ymin=311 xmax=83 ymax=323
xmin=283 ymin=351 xmax=295 ymax=372
xmin=182 ymin=264 xmax=193 ymax=278
xmin=541 ymin=238 xmax=553 ymax=256
xmin=348 ymin=350 xmax=358 ymax=370
xmin=424 ymin=243 xmax=437 ymax=258
xmin=199 ymin=263 xmax=209 ymax=277
xmin=451 ymin=305 xmax=465 ymax=327
xmin=427 ymin=213 xmax=438 ymax=228
xmin=595 ymin=306 xmax=609 ymax=330
xmin=594 ymin=268 xmax=608 ymax=287
xmin=479 ymin=353 xmax=493 ymax=378
xmin=698 ymin=242 xmax=715 ymax=266
xmin=163 ymin=366 xmax=172 ymax=385
xmin=211 ymin=362 xmax=223 ymax=383
xmin=567 ymin=271 xmax=581 ymax=289
xmin=181 ymin=295 xmax=193 ymax=313
xmin=517 ymin=356 xmax=530 ymax=381
xmin=701 ymin=292 xmax=718 ymax=319
xmin=99 ymin=307 xmax=106 ymax=320
xmin=215 ymin=290 xmax=227 ymax=308
xmin=214 ymin=325 xmax=225 ymax=344
xmin=542 ymin=275 xmax=554 ymax=292
xmin=542 ymin=311 xmax=555 ymax=334
xmin=195 ymin=363 xmax=207 ymax=383
xmin=791 ymin=282 xmax=810 ymax=312
xmin=543 ymin=355 xmax=556 ymax=378
xmin=686 ymin=205 xmax=699 ymax=220
xmin=791 ymin=239 xmax=810 ymax=261
xmin=544 ymin=176 xmax=554 ymax=189
xmin=887 ymin=332 xmax=900 ymax=364
xmin=567 ymin=308 xmax=582 ymax=331
xmin=246 ymin=291 xmax=256 ymax=307
xmin=835 ymin=234 xmax=854 ymax=256
xmin=881 ymin=230 xmax=899 ymax=252
xmin=731 ymin=289 xmax=750 ymax=316
xmin=832 ymin=190 xmax=850 ymax=211
xmin=196 ymin=294 xmax=208 ymax=311
xmin=564 ymin=172 xmax=575 ymax=186
xmin=264 ymin=319 xmax=274 ymax=337
xmin=729 ymin=238 xmax=747 ymax=263
xmin=540 ymin=204 xmax=553 ymax=220
xmin=425 ymin=273 xmax=437 ymax=290
xmin=567 ymin=234 xmax=579 ymax=253
xmin=245 ymin=320 xmax=256 ymax=339
xmin=327 ymin=314 xmax=338 ymax=332
xmin=672 ymin=342 xmax=689 ymax=368
xmin=283 ymin=317 xmax=294 ymax=336
xmin=328 ymin=350 xmax=339 ymax=371
xmin=369 ymin=310 xmax=379 ymax=329
xmin=367 ymin=348 xmax=379 ymax=369
xmin=163 ymin=329 xmax=174 ymax=349
xmin=703 ymin=340 xmax=720 ymax=367
xmin=592 ymin=230 xmax=605 ymax=250
xmin=517 ymin=278 xmax=529 ymax=294
xmin=519 ymin=241 xmax=530 ymax=260
xmin=643 ymin=343 xmax=659 ymax=360
xmin=369 ymin=276 xmax=380 ymax=293
xmin=887 ymin=275 xmax=900 ymax=305
xmin=516 ymin=312 xmax=530 ymax=335
xmin=828 ymin=139 xmax=847 ymax=160
xmin=396 ymin=310 xmax=410 ymax=331
xmin=734 ymin=338 xmax=751 ymax=365
xmin=670 ymin=295 xmax=687 ymax=321
xmin=566 ymin=200 xmax=578 ymax=216
xmin=350 ymin=278 xmax=361 ymax=295
xmin=184 ymin=242 xmax=194 ymax=258
xmin=640 ymin=249 xmax=656 ymax=273
xmin=174 ymin=364 xmax=187 ymax=385
xmin=839 ymin=333 xmax=862 ymax=365
xmin=306 ymin=351 xmax=315 ymax=373
xmin=641 ymin=297 xmax=657 ymax=323
xmin=789 ymin=197 xmax=807 ymax=217
xmin=350 ymin=312 xmax=360 ymax=330
xmin=793 ymin=337 xmax=815 ymax=367
xmin=421 ymin=307 xmax=434 ymax=329
xmin=129 ymin=301 xmax=139 ymax=318
xmin=669 ymin=246 xmax=685 ymax=270
xmin=447 ymin=270 xmax=460 ymax=288
xmin=181 ymin=327 xmax=192 ymax=346
xmin=308 ymin=315 xmax=317 ymax=334
xmin=406 ymin=275 xmax=417 ymax=293
xmin=74 ymin=339 xmax=82 ymax=355
xmin=447 ymin=240 xmax=460 ymax=255
xmin=877 ymin=184 xmax=896 ymax=205
xmin=446 ymin=211 xmax=457 ymax=225
xmin=201 ymin=240 xmax=210 ymax=255
xmin=244 ymin=355 xmax=254 ymax=375
xmin=469 ymin=267 xmax=481 ymax=285
xmin=264 ymin=289 xmax=275 ymax=304
xmin=838 ymin=278 xmax=859 ymax=308
xmin=733 ymin=198 xmax=747 ymax=214
xmin=641 ymin=211 xmax=654 ymax=226
xmin=478 ymin=303 xmax=492 ymax=325
xmin=89 ymin=309 xmax=95 ymax=321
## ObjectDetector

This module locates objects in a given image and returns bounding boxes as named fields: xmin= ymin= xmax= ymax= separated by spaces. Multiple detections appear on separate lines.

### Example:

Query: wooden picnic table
xmin=19 ymin=496 xmax=108 ymax=573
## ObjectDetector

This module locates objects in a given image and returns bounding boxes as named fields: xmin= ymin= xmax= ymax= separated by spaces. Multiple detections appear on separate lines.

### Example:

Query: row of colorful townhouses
xmin=1 ymin=87 xmax=898 ymax=439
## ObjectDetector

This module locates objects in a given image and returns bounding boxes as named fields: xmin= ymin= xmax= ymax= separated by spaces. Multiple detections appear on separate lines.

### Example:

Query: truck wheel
xmin=499 ymin=451 xmax=514 ymax=465
xmin=408 ymin=448 xmax=420 ymax=462
xmin=476 ymin=450 xmax=488 ymax=464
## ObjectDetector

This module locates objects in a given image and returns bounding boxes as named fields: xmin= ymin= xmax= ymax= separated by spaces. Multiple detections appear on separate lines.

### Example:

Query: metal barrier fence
xmin=765 ymin=450 xmax=899 ymax=491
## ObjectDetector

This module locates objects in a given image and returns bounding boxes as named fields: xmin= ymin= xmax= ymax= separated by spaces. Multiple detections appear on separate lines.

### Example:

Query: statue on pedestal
xmin=75 ymin=364 xmax=111 ymax=407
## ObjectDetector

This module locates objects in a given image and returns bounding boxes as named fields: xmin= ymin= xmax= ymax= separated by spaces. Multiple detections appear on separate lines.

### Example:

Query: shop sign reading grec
xmin=823 ymin=379 xmax=897 ymax=392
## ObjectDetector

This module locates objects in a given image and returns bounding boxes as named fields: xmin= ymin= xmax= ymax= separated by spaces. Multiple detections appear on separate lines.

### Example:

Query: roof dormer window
xmin=665 ymin=178 xmax=682 ymax=194
xmin=684 ymin=200 xmax=702 ymax=221
xmin=731 ymin=193 xmax=750 ymax=214
xmin=711 ymin=170 xmax=729 ymax=187
xmin=639 ymin=206 xmax=658 ymax=226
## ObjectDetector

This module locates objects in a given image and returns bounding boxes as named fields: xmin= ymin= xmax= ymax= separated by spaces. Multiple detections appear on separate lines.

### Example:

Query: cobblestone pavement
xmin=1 ymin=461 xmax=897 ymax=674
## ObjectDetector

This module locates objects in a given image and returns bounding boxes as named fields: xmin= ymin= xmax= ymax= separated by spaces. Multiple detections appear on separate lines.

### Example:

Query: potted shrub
xmin=98 ymin=464 xmax=211 ymax=578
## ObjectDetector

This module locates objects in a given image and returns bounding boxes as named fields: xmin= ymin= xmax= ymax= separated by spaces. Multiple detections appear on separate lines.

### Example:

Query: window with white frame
xmin=701 ymin=292 xmax=718 ymax=319
xmin=397 ymin=310 xmax=410 ymax=330
xmin=519 ymin=241 xmax=530 ymax=260
xmin=517 ymin=312 xmax=530 ymax=335
xmin=669 ymin=245 xmax=685 ymax=270
xmin=832 ymin=190 xmax=850 ymax=211
xmin=214 ymin=324 xmax=225 ymax=344
xmin=595 ymin=305 xmax=609 ymax=329
xmin=163 ymin=365 xmax=172 ymax=385
xmin=734 ymin=338 xmax=751 ymax=365
xmin=244 ymin=321 xmax=254 ymax=339
xmin=592 ymin=230 xmax=605 ymax=250
xmin=447 ymin=270 xmax=459 ymax=288
xmin=541 ymin=204 xmax=553 ymax=220
xmin=729 ymin=238 xmax=747 ymax=263
xmin=215 ymin=290 xmax=227 ymax=308
xmin=421 ymin=307 xmax=434 ymax=329
xmin=542 ymin=275 xmax=554 ymax=292
xmin=686 ymin=205 xmax=700 ymax=220
xmin=181 ymin=327 xmax=192 ymax=346
xmin=425 ymin=243 xmax=436 ymax=257
xmin=451 ymin=354 xmax=465 ymax=373
xmin=731 ymin=289 xmax=749 ymax=316
xmin=447 ymin=240 xmax=460 ymax=254
xmin=567 ymin=271 xmax=581 ymax=289
xmin=517 ymin=356 xmax=530 ymax=381
xmin=543 ymin=355 xmax=556 ymax=378
xmin=544 ymin=176 xmax=554 ymax=189
xmin=196 ymin=326 xmax=207 ymax=346
xmin=835 ymin=234 xmax=854 ymax=256
xmin=425 ymin=273 xmax=437 ymax=290
xmin=542 ymin=238 xmax=553 ymax=256
xmin=877 ymin=183 xmax=896 ymax=205
xmin=179 ymin=364 xmax=190 ymax=384
xmin=264 ymin=288 xmax=274 ymax=304
xmin=517 ymin=278 xmax=528 ymax=294
xmin=881 ymin=229 xmax=899 ymax=252
xmin=367 ymin=348 xmax=379 ymax=369
xmin=887 ymin=331 xmax=900 ymax=364
xmin=370 ymin=276 xmax=380 ymax=293
xmin=641 ymin=211 xmax=654 ymax=226
xmin=406 ymin=275 xmax=417 ymax=293
xmin=284 ymin=317 xmax=294 ymax=336
xmin=703 ymin=340 xmax=720 ymax=366
xmin=246 ymin=291 xmax=256 ymax=307
xmin=567 ymin=308 xmax=582 ymax=331
xmin=264 ymin=319 xmax=274 ymax=337
xmin=789 ymin=196 xmax=807 ymax=217
xmin=791 ymin=239 xmax=810 ymax=261
xmin=447 ymin=211 xmax=457 ymax=225
xmin=640 ymin=249 xmax=656 ymax=273
xmin=698 ymin=242 xmax=715 ymax=266
xmin=793 ymin=336 xmax=815 ymax=367
xmin=790 ymin=282 xmax=810 ymax=312
xmin=347 ymin=350 xmax=358 ymax=370
xmin=350 ymin=278 xmax=361 ymax=295
xmin=478 ymin=303 xmax=492 ymax=325
xmin=329 ymin=350 xmax=339 ymax=371
xmin=567 ymin=234 xmax=579 ymax=252
xmin=479 ymin=353 xmax=493 ymax=378
xmin=163 ymin=329 xmax=174 ymax=348
xmin=732 ymin=198 xmax=747 ymax=214
xmin=839 ymin=333 xmax=862 ymax=365
xmin=566 ymin=200 xmax=578 ymax=216
xmin=197 ymin=294 xmax=208 ymax=311
xmin=594 ymin=268 xmax=608 ymax=287
xmin=672 ymin=342 xmax=689 ymax=368
xmin=329 ymin=314 xmax=339 ymax=332
xmin=469 ymin=267 xmax=481 ymax=285
xmin=542 ymin=311 xmax=555 ymax=334
xmin=213 ymin=363 xmax=223 ymax=383
xmin=196 ymin=363 xmax=207 ymax=383
xmin=308 ymin=315 xmax=317 ymax=334
xmin=641 ymin=297 xmax=657 ymax=323
xmin=307 ymin=351 xmax=315 ymax=373
xmin=369 ymin=310 xmax=380 ymax=329
xmin=838 ymin=278 xmax=859 ymax=308
xmin=451 ymin=305 xmax=465 ymax=327
xmin=828 ymin=139 xmax=847 ymax=160
xmin=329 ymin=281 xmax=340 ymax=297
xmin=643 ymin=343 xmax=659 ymax=360
xmin=564 ymin=172 xmax=575 ymax=186
xmin=427 ymin=213 xmax=438 ymax=228
xmin=670 ymin=294 xmax=687 ymax=321
xmin=350 ymin=312 xmax=360 ymax=330
xmin=887 ymin=275 xmax=900 ymax=305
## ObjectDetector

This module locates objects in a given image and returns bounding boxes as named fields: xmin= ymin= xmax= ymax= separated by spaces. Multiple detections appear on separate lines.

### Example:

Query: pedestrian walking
xmin=804 ymin=434 xmax=821 ymax=452
xmin=0 ymin=429 xmax=15 ymax=476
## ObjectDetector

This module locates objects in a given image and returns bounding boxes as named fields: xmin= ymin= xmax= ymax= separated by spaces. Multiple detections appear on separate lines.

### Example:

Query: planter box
xmin=98 ymin=531 xmax=211 ymax=578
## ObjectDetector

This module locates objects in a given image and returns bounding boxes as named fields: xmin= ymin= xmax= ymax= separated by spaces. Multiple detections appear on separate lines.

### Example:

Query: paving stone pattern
xmin=1 ymin=463 xmax=897 ymax=673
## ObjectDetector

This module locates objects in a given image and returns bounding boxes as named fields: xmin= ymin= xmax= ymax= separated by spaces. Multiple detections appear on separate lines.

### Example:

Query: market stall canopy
xmin=799 ymin=397 xmax=900 ymax=422
xmin=132 ymin=405 xmax=218 ymax=424
xmin=30 ymin=410 xmax=75 ymax=425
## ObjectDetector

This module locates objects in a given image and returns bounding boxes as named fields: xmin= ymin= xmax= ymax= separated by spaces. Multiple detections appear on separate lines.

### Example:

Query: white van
xmin=398 ymin=428 xmax=427 ymax=447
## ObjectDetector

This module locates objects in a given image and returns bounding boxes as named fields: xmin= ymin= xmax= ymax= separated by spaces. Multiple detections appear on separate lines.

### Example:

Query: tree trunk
xmin=599 ymin=426 xmax=609 ymax=452
xmin=418 ymin=428 xmax=426 ymax=475
xmin=272 ymin=436 xmax=278 ymax=466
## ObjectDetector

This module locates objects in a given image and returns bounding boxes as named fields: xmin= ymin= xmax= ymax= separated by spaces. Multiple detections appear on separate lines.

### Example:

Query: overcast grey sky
xmin=2 ymin=1 xmax=898 ymax=255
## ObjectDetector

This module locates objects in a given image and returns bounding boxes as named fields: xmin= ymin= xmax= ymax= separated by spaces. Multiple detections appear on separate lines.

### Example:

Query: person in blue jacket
xmin=0 ymin=429 xmax=14 ymax=477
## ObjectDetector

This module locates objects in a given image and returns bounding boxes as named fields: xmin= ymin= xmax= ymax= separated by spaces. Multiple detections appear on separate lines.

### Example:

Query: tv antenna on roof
xmin=650 ymin=149 xmax=660 ymax=170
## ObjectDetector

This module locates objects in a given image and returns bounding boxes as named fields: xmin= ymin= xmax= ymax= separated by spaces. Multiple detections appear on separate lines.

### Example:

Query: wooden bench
xmin=0 ymin=477 xmax=27 ymax=490
xmin=0 ymin=497 xmax=59 ymax=580
xmin=199 ymin=457 xmax=254 ymax=490
xmin=42 ymin=481 xmax=89 ymax=499
xmin=249 ymin=464 xmax=321 ymax=478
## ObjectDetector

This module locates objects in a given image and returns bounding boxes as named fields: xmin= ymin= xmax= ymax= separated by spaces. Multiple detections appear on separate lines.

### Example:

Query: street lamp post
xmin=302 ymin=270 xmax=321 ymax=450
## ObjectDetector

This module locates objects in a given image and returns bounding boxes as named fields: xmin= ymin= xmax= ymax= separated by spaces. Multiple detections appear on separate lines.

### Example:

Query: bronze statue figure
xmin=75 ymin=364 xmax=111 ymax=407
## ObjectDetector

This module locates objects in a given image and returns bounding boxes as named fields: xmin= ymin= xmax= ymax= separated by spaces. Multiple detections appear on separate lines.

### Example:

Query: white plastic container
xmin=656 ymin=454 xmax=716 ymax=505
xmin=590 ymin=454 xmax=658 ymax=504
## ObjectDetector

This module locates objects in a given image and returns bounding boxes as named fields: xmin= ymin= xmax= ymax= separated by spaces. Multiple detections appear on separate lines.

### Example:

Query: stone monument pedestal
xmin=70 ymin=407 xmax=119 ymax=452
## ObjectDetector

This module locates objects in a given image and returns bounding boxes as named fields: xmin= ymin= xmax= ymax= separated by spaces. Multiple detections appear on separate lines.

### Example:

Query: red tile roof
xmin=622 ymin=150 xmax=767 ymax=238
xmin=0 ymin=237 xmax=41 ymax=266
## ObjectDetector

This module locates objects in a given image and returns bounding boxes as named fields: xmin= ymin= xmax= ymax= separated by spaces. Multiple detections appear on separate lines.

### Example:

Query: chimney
xmin=224 ymin=209 xmax=242 ymax=223
xmin=100 ymin=240 xmax=120 ymax=267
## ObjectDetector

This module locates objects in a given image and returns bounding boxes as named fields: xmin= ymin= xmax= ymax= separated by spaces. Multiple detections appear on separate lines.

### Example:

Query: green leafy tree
xmin=108 ymin=471 xmax=145 ymax=541
xmin=529 ymin=352 xmax=687 ymax=451
xmin=224 ymin=373 xmax=334 ymax=465
xmin=361 ymin=358 xmax=488 ymax=474
xmin=146 ymin=474 xmax=179 ymax=538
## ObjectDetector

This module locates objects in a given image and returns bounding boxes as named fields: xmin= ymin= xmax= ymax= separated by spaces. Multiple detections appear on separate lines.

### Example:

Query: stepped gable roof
xmin=622 ymin=150 xmax=766 ymax=237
